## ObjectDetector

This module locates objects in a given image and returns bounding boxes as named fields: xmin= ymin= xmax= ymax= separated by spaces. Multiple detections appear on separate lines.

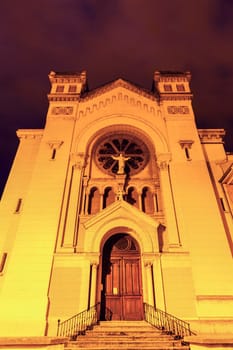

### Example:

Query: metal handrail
xmin=57 ymin=302 xmax=195 ymax=339
xmin=144 ymin=303 xmax=196 ymax=338
xmin=57 ymin=303 xmax=112 ymax=339
xmin=57 ymin=304 xmax=99 ymax=339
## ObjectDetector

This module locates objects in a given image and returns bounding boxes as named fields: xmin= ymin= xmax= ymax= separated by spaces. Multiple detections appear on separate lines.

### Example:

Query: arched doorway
xmin=100 ymin=233 xmax=143 ymax=320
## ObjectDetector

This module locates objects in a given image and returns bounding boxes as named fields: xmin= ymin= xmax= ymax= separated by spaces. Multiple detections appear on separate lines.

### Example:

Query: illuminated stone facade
xmin=0 ymin=71 xmax=232 ymax=336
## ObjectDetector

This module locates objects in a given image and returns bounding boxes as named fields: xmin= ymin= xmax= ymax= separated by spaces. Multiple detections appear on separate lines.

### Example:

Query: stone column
xmin=81 ymin=177 xmax=89 ymax=215
xmin=99 ymin=191 xmax=104 ymax=211
xmin=138 ymin=189 xmax=142 ymax=211
xmin=62 ymin=153 xmax=85 ymax=247
xmin=145 ymin=262 xmax=154 ymax=306
xmin=157 ymin=153 xmax=181 ymax=247
xmin=156 ymin=189 xmax=163 ymax=213
xmin=152 ymin=191 xmax=158 ymax=213
xmin=90 ymin=263 xmax=98 ymax=307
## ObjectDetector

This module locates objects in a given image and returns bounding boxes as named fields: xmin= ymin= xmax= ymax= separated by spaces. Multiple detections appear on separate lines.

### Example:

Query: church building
xmin=0 ymin=70 xmax=232 ymax=337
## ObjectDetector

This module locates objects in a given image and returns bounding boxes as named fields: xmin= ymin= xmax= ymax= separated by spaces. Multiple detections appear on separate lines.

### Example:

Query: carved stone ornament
xmin=157 ymin=153 xmax=171 ymax=170
xmin=51 ymin=106 xmax=74 ymax=115
xmin=47 ymin=140 xmax=63 ymax=149
xmin=167 ymin=106 xmax=189 ymax=114
xmin=179 ymin=140 xmax=194 ymax=149
xmin=144 ymin=261 xmax=153 ymax=268
xmin=70 ymin=152 xmax=86 ymax=169
xmin=91 ymin=262 xmax=98 ymax=268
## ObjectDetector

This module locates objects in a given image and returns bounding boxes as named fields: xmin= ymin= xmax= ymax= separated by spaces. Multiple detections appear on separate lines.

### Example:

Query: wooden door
xmin=102 ymin=234 xmax=143 ymax=320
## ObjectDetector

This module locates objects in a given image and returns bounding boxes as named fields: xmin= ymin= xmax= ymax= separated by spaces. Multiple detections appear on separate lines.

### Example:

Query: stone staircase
xmin=65 ymin=320 xmax=190 ymax=350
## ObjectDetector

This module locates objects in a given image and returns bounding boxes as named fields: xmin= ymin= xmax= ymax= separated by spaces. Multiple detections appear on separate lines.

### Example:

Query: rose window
xmin=95 ymin=134 xmax=149 ymax=175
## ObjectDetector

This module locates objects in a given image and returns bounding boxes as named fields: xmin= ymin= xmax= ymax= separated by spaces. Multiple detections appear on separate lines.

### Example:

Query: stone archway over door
xmin=101 ymin=234 xmax=143 ymax=320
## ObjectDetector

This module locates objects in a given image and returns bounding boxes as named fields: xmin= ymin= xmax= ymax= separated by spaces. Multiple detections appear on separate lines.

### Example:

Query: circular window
xmin=95 ymin=134 xmax=149 ymax=175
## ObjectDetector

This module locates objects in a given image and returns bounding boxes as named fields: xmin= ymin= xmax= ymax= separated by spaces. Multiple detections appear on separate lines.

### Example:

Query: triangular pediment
xmin=83 ymin=199 xmax=160 ymax=230
xmin=81 ymin=78 xmax=157 ymax=102
xmin=82 ymin=199 xmax=162 ymax=253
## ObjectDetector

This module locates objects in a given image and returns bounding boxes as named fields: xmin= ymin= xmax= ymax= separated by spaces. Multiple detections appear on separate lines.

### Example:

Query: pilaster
xmin=157 ymin=153 xmax=181 ymax=248
xmin=59 ymin=153 xmax=85 ymax=250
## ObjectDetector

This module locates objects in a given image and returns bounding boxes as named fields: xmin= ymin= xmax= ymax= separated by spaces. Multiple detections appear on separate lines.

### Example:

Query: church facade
xmin=0 ymin=70 xmax=232 ymax=336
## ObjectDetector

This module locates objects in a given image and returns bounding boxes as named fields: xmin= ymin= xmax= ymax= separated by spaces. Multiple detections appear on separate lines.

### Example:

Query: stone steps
xmin=65 ymin=320 xmax=190 ymax=350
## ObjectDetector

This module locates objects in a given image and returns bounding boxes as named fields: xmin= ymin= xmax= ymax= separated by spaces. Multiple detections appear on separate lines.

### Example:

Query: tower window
xmin=68 ymin=85 xmax=77 ymax=93
xmin=56 ymin=85 xmax=64 ymax=92
xmin=176 ymin=84 xmax=185 ymax=91
xmin=164 ymin=84 xmax=172 ymax=91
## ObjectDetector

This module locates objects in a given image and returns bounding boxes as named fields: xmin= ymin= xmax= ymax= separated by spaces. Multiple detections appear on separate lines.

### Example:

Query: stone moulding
xmin=184 ymin=335 xmax=233 ymax=348
xmin=16 ymin=129 xmax=44 ymax=139
xmin=0 ymin=337 xmax=68 ymax=345
xmin=196 ymin=295 xmax=233 ymax=301
xmin=48 ymin=95 xmax=80 ymax=102
xmin=80 ymin=78 xmax=157 ymax=102
xmin=160 ymin=94 xmax=192 ymax=101
xmin=78 ymin=92 xmax=156 ymax=118
xmin=198 ymin=129 xmax=226 ymax=143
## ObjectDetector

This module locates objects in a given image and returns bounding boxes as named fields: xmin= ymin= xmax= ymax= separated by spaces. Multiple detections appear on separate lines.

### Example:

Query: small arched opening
xmin=103 ymin=187 xmax=115 ymax=208
xmin=126 ymin=187 xmax=139 ymax=209
xmin=142 ymin=186 xmax=154 ymax=214
xmin=88 ymin=187 xmax=100 ymax=214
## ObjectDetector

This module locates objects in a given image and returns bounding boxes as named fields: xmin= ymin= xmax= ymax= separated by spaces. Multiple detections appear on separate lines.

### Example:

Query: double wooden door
xmin=101 ymin=234 xmax=143 ymax=320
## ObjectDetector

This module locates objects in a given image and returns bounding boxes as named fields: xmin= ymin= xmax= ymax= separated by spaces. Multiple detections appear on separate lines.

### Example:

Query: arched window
xmin=126 ymin=187 xmax=139 ymax=209
xmin=103 ymin=187 xmax=115 ymax=208
xmin=88 ymin=187 xmax=100 ymax=214
xmin=141 ymin=187 xmax=154 ymax=214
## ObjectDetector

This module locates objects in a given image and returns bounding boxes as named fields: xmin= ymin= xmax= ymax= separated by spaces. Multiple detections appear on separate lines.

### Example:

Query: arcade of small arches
xmin=83 ymin=185 xmax=161 ymax=215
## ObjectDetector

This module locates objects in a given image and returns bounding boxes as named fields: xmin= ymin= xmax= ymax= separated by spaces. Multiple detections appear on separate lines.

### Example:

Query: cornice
xmin=160 ymin=94 xmax=193 ymax=101
xmin=198 ymin=129 xmax=225 ymax=143
xmin=48 ymin=94 xmax=80 ymax=102
xmin=16 ymin=129 xmax=44 ymax=139
xmin=48 ymin=70 xmax=87 ymax=84
xmin=154 ymin=70 xmax=192 ymax=82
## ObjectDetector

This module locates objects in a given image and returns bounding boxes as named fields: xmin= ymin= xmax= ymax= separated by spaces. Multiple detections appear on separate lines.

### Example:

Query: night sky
xmin=1 ymin=0 xmax=233 ymax=196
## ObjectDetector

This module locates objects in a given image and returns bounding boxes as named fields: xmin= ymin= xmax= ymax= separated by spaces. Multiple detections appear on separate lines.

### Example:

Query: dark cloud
xmin=0 ymin=0 xmax=232 ymax=195
xmin=213 ymin=0 xmax=233 ymax=31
